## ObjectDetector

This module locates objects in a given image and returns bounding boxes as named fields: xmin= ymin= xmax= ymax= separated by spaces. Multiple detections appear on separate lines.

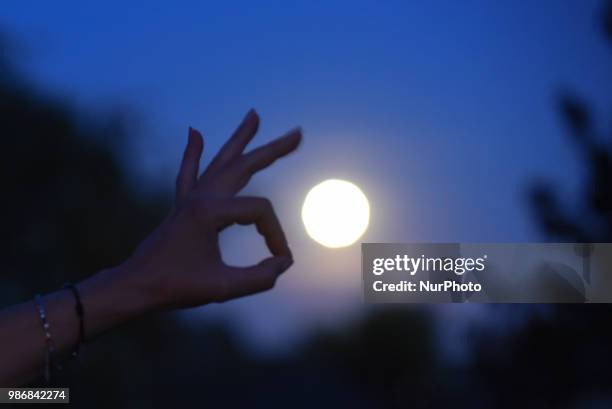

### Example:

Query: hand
xmin=116 ymin=110 xmax=301 ymax=310
xmin=0 ymin=110 xmax=301 ymax=386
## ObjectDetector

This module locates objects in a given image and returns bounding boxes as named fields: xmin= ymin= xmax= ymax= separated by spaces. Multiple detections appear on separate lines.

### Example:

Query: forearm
xmin=0 ymin=266 xmax=153 ymax=386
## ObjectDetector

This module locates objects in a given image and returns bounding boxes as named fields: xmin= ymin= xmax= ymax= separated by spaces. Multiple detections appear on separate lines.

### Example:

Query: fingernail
xmin=282 ymin=127 xmax=302 ymax=140
xmin=189 ymin=127 xmax=202 ymax=140
xmin=245 ymin=108 xmax=256 ymax=119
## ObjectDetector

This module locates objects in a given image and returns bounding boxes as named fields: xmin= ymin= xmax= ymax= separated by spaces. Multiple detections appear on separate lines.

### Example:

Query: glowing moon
xmin=301 ymin=179 xmax=370 ymax=248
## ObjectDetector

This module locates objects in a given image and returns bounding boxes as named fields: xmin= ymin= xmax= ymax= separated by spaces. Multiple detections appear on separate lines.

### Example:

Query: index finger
xmin=215 ymin=196 xmax=291 ymax=258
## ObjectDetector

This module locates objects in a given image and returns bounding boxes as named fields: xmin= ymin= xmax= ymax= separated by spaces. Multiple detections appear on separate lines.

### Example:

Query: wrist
xmin=77 ymin=265 xmax=158 ymax=337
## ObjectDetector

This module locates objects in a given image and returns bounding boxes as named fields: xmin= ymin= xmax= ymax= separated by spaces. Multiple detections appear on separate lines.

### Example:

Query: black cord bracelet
xmin=63 ymin=282 xmax=85 ymax=356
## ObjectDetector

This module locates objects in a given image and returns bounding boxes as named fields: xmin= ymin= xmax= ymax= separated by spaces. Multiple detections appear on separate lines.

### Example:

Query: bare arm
xmin=0 ymin=110 xmax=301 ymax=386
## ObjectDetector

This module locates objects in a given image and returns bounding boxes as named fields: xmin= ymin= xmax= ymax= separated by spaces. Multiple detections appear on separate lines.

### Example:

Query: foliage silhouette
xmin=529 ymin=1 xmax=612 ymax=243
xmin=473 ymin=3 xmax=612 ymax=407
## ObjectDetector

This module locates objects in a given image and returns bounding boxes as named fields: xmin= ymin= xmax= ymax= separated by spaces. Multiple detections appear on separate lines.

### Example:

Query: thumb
xmin=222 ymin=256 xmax=293 ymax=300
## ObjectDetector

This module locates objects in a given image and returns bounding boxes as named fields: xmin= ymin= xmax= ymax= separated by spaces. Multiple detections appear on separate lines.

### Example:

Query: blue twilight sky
xmin=2 ymin=0 xmax=611 ymax=352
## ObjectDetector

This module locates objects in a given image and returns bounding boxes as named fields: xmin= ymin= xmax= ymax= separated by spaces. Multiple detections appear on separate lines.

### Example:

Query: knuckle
xmin=236 ymin=160 xmax=255 ymax=179
xmin=262 ymin=275 xmax=277 ymax=291
xmin=229 ymin=155 xmax=249 ymax=172
xmin=185 ymin=195 xmax=211 ymax=220
xmin=255 ymin=197 xmax=272 ymax=211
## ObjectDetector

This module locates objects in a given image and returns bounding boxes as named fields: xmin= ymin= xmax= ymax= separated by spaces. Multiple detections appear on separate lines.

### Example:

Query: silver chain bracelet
xmin=33 ymin=294 xmax=58 ymax=382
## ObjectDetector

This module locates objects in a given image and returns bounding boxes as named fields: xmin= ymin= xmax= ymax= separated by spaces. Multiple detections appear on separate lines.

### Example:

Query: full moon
xmin=301 ymin=179 xmax=370 ymax=248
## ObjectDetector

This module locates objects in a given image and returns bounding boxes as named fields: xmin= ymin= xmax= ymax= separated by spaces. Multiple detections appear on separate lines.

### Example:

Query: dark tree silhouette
xmin=0 ymin=32 xmax=178 ymax=402
xmin=467 ymin=3 xmax=612 ymax=408
xmin=529 ymin=1 xmax=612 ymax=243
xmin=0 ymin=44 xmax=168 ymax=304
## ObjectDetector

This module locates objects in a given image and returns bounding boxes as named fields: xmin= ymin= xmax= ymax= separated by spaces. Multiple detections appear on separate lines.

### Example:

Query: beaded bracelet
xmin=33 ymin=294 xmax=56 ymax=382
